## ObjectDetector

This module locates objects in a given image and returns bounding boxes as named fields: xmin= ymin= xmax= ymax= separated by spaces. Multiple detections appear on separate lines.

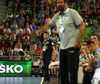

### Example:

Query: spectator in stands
xmin=88 ymin=19 xmax=94 ymax=30
xmin=31 ymin=30 xmax=37 ymax=40
xmin=33 ymin=57 xmax=40 ymax=66
xmin=23 ymin=37 xmax=30 ymax=50
xmin=30 ymin=21 xmax=38 ymax=31
xmin=84 ymin=19 xmax=89 ymax=27
xmin=11 ymin=13 xmax=19 ymax=24
xmin=4 ymin=19 xmax=11 ymax=28
xmin=97 ymin=9 xmax=100 ymax=25
xmin=45 ymin=14 xmax=51 ymax=24
xmin=13 ymin=3 xmax=19 ymax=12
xmin=0 ymin=49 xmax=3 ymax=56
xmin=8 ymin=41 xmax=15 ymax=49
xmin=16 ymin=25 xmax=23 ymax=35
xmin=24 ymin=51 xmax=31 ymax=61
xmin=36 ymin=45 xmax=42 ymax=56
xmin=1 ymin=40 xmax=7 ymax=50
xmin=8 ymin=46 xmax=14 ymax=60
xmin=29 ymin=46 xmax=36 ymax=56
xmin=19 ymin=14 xmax=25 ymax=24
xmin=3 ymin=26 xmax=11 ymax=35
xmin=16 ymin=37 xmax=22 ymax=46
xmin=52 ymin=26 xmax=58 ymax=36
xmin=2 ymin=34 xmax=8 ymax=44
xmin=23 ymin=29 xmax=31 ymax=40
xmin=92 ymin=6 xmax=98 ymax=19
xmin=38 ymin=12 xmax=44 ymax=23
xmin=2 ymin=47 xmax=7 ymax=56
xmin=13 ymin=44 xmax=24 ymax=60
xmin=38 ymin=19 xmax=44 ymax=26
xmin=30 ymin=42 xmax=37 ymax=51
xmin=6 ymin=11 xmax=13 ymax=19
xmin=39 ymin=6 xmax=45 ymax=15
xmin=50 ymin=33 xmax=58 ymax=46
xmin=0 ymin=22 xmax=4 ymax=34
xmin=10 ymin=20 xmax=18 ymax=30
xmin=25 ymin=7 xmax=32 ymax=18
xmin=24 ymin=24 xmax=31 ymax=34
xmin=48 ymin=57 xmax=59 ymax=76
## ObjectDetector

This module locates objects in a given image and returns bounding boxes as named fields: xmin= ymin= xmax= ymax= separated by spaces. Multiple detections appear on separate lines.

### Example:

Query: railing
xmin=0 ymin=55 xmax=41 ymax=61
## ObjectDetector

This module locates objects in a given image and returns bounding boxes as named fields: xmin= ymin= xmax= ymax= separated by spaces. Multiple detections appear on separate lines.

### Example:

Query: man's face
xmin=91 ymin=36 xmax=98 ymax=45
xmin=43 ymin=33 xmax=49 ymax=40
xmin=88 ymin=43 xmax=96 ymax=53
xmin=57 ymin=0 xmax=66 ymax=12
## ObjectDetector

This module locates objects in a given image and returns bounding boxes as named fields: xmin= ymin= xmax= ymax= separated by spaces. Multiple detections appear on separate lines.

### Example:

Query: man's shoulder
xmin=68 ymin=8 xmax=78 ymax=13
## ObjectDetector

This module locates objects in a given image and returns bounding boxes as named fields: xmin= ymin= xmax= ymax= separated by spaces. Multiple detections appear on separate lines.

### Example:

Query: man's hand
xmin=36 ymin=29 xmax=42 ymax=37
xmin=74 ymin=40 xmax=81 ymax=48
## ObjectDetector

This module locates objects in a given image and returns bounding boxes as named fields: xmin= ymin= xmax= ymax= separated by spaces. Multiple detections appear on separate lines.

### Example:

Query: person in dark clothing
xmin=42 ymin=32 xmax=55 ymax=83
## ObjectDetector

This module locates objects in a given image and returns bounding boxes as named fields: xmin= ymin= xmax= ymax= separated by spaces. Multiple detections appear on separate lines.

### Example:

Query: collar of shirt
xmin=59 ymin=7 xmax=69 ymax=15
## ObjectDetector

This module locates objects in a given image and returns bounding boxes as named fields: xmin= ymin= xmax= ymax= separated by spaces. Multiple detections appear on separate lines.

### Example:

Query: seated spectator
xmin=32 ymin=62 xmax=44 ymax=77
xmin=0 ymin=49 xmax=3 ymax=56
xmin=33 ymin=57 xmax=40 ymax=66
xmin=19 ymin=7 xmax=25 ymax=15
xmin=30 ymin=42 xmax=37 ymax=51
xmin=84 ymin=19 xmax=89 ymax=27
xmin=6 ymin=11 xmax=13 ymax=19
xmin=24 ymin=47 xmax=29 ymax=55
xmin=0 ymin=40 xmax=8 ymax=54
xmin=31 ymin=30 xmax=37 ymax=40
xmin=23 ymin=29 xmax=31 ymax=40
xmin=9 ymin=34 xmax=16 ymax=43
xmin=3 ymin=26 xmax=11 ymax=35
xmin=32 ymin=15 xmax=37 ymax=24
xmin=11 ymin=13 xmax=19 ymax=24
xmin=13 ymin=3 xmax=19 ymax=12
xmin=8 ymin=41 xmax=15 ymax=49
xmin=10 ymin=29 xmax=16 ymax=39
xmin=48 ymin=57 xmax=59 ymax=76
xmin=24 ymin=25 xmax=31 ymax=34
xmin=88 ymin=19 xmax=94 ymax=30
xmin=24 ymin=51 xmax=31 ymax=61
xmin=23 ymin=37 xmax=30 ymax=50
xmin=19 ymin=14 xmax=25 ymax=24
xmin=4 ymin=19 xmax=11 ymax=28
xmin=18 ymin=22 xmax=24 ymax=29
xmin=39 ymin=6 xmax=45 ymax=15
xmin=30 ymin=21 xmax=38 ymax=31
xmin=0 ymin=22 xmax=4 ymax=34
xmin=29 ymin=46 xmax=36 ymax=56
xmin=13 ymin=44 xmax=24 ymax=60
xmin=45 ymin=14 xmax=51 ymax=24
xmin=38 ymin=19 xmax=44 ymax=26
xmin=36 ymin=45 xmax=42 ymax=56
xmin=50 ymin=33 xmax=58 ymax=46
xmin=8 ymin=46 xmax=14 ymax=60
xmin=25 ymin=7 xmax=32 ymax=18
xmin=16 ymin=37 xmax=22 ymax=46
xmin=52 ymin=26 xmax=58 ymax=36
xmin=2 ymin=47 xmax=7 ymax=56
xmin=16 ymin=25 xmax=23 ymax=35
xmin=2 ymin=34 xmax=9 ymax=44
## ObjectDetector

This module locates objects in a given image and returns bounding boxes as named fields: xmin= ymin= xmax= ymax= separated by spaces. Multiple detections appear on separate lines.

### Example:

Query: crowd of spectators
xmin=0 ymin=0 xmax=100 ymax=77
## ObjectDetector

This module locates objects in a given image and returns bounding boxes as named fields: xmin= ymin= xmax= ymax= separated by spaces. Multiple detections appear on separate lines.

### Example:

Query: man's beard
xmin=57 ymin=5 xmax=65 ymax=12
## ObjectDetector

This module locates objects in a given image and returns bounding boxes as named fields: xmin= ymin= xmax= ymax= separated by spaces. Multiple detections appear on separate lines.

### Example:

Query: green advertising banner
xmin=0 ymin=61 xmax=32 ymax=77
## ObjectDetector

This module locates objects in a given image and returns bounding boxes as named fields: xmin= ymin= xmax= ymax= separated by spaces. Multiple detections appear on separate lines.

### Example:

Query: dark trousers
xmin=82 ymin=69 xmax=94 ymax=84
xmin=43 ymin=56 xmax=51 ymax=81
xmin=60 ymin=47 xmax=79 ymax=84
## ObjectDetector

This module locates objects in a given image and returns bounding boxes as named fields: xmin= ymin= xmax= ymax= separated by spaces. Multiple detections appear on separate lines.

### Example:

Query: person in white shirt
xmin=16 ymin=25 xmax=23 ymax=35
xmin=3 ymin=26 xmax=11 ymax=35
xmin=25 ymin=51 xmax=31 ymax=61
xmin=33 ymin=57 xmax=40 ymax=66
xmin=48 ymin=57 xmax=59 ymax=75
